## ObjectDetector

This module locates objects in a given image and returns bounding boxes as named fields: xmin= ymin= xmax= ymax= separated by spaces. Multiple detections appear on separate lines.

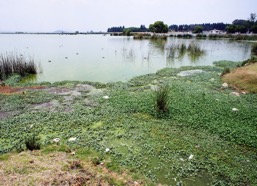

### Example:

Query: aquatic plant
xmin=187 ymin=42 xmax=204 ymax=55
xmin=0 ymin=52 xmax=38 ymax=80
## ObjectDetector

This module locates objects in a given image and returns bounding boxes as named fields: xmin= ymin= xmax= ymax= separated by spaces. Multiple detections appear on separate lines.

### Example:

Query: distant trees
xmin=107 ymin=13 xmax=257 ymax=34
xmin=149 ymin=21 xmax=169 ymax=33
xmin=193 ymin=26 xmax=203 ymax=33
xmin=226 ymin=13 xmax=257 ymax=34
xmin=107 ymin=25 xmax=148 ymax=33
xmin=107 ymin=26 xmax=125 ymax=32
xmin=169 ymin=23 xmax=229 ymax=32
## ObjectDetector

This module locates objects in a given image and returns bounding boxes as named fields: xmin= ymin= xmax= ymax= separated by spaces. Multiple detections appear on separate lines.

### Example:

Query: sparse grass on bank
xmin=0 ymin=61 xmax=257 ymax=185
xmin=223 ymin=63 xmax=257 ymax=93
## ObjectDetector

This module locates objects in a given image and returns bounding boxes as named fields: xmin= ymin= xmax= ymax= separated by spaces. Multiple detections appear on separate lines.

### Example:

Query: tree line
xmin=107 ymin=13 xmax=257 ymax=34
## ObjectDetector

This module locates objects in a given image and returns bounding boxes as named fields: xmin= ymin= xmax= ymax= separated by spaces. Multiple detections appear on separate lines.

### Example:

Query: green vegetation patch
xmin=0 ymin=63 xmax=257 ymax=185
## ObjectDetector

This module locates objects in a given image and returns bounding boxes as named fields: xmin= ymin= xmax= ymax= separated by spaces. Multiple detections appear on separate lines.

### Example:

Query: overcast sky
xmin=0 ymin=0 xmax=256 ymax=32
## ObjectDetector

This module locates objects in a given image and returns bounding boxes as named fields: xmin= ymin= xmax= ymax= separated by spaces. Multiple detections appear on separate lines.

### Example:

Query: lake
xmin=0 ymin=34 xmax=252 ymax=83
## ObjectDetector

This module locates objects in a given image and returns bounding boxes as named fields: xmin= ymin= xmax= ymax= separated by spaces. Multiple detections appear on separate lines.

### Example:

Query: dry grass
xmin=0 ymin=150 xmax=142 ymax=186
xmin=223 ymin=63 xmax=257 ymax=93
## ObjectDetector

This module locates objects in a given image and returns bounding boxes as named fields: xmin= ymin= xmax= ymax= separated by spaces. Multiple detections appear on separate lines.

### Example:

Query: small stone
xmin=71 ymin=151 xmax=76 ymax=156
xmin=222 ymin=82 xmax=228 ymax=88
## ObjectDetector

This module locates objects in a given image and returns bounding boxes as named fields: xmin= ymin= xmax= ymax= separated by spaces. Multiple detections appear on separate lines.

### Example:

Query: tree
xmin=193 ymin=26 xmax=203 ymax=33
xmin=249 ymin=13 xmax=256 ymax=23
xmin=149 ymin=21 xmax=169 ymax=33
xmin=226 ymin=25 xmax=236 ymax=33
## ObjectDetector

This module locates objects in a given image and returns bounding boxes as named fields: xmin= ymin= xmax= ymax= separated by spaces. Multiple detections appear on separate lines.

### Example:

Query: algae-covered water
xmin=0 ymin=34 xmax=252 ymax=83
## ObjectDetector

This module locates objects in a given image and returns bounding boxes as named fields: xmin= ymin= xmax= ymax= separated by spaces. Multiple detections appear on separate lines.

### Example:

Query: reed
xmin=187 ymin=42 xmax=205 ymax=55
xmin=0 ymin=52 xmax=38 ymax=80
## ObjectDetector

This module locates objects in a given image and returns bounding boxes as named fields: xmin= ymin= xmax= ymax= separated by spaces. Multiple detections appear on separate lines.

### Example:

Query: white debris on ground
xmin=53 ymin=138 xmax=60 ymax=143
xmin=222 ymin=82 xmax=228 ymax=88
xmin=103 ymin=95 xmax=109 ymax=99
xmin=230 ymin=92 xmax=240 ymax=97
xmin=68 ymin=137 xmax=77 ymax=142
xmin=105 ymin=148 xmax=110 ymax=153
xmin=232 ymin=108 xmax=239 ymax=112
xmin=188 ymin=154 xmax=194 ymax=160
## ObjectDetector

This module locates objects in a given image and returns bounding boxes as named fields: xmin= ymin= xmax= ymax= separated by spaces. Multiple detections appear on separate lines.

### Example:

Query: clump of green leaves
xmin=155 ymin=85 xmax=169 ymax=113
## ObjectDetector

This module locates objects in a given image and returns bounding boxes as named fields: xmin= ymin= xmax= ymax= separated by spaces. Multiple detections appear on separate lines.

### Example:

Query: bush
xmin=25 ymin=135 xmax=41 ymax=151
xmin=155 ymin=85 xmax=169 ymax=113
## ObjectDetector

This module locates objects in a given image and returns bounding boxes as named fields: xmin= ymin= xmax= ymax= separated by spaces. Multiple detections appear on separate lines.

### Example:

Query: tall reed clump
xmin=0 ymin=52 xmax=38 ymax=80
xmin=155 ymin=85 xmax=170 ymax=113
xmin=251 ymin=43 xmax=257 ymax=56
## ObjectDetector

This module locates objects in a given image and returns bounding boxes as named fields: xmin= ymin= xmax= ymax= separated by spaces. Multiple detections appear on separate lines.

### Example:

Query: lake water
xmin=0 ymin=34 xmax=252 ymax=83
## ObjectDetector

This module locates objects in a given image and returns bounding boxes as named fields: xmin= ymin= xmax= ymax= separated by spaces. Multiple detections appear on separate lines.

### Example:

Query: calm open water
xmin=0 ymin=34 xmax=252 ymax=83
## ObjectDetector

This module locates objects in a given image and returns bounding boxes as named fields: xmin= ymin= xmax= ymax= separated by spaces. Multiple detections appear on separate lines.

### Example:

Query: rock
xmin=71 ymin=91 xmax=81 ymax=96
xmin=177 ymin=69 xmax=204 ymax=77
xmin=222 ymin=82 xmax=228 ymax=88
xmin=75 ymin=84 xmax=95 ymax=92
xmin=71 ymin=151 xmax=76 ymax=156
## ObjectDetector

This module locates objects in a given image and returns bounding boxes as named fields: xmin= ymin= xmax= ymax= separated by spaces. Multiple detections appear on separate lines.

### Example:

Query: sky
xmin=0 ymin=0 xmax=256 ymax=32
